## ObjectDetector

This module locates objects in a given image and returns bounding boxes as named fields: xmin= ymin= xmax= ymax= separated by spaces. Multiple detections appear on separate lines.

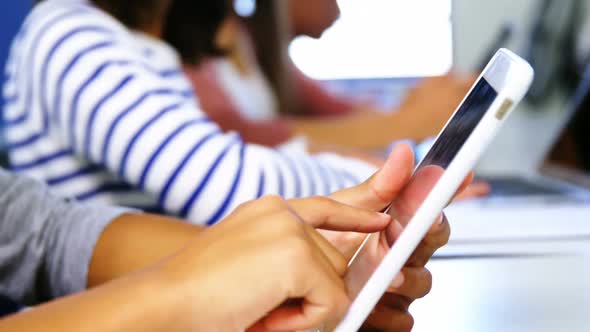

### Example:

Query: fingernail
xmin=378 ymin=212 xmax=392 ymax=221
xmin=436 ymin=214 xmax=445 ymax=225
xmin=391 ymin=272 xmax=405 ymax=289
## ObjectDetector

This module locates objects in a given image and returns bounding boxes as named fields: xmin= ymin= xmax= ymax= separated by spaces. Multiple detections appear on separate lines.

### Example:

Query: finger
xmin=303 ymin=224 xmax=348 ymax=276
xmin=454 ymin=181 xmax=491 ymax=202
xmin=277 ymin=210 xmax=347 ymax=285
xmin=384 ymin=217 xmax=404 ymax=247
xmin=289 ymin=196 xmax=392 ymax=232
xmin=455 ymin=172 xmax=474 ymax=197
xmin=262 ymin=253 xmax=350 ymax=331
xmin=440 ymin=172 xmax=474 ymax=206
xmin=387 ymin=267 xmax=432 ymax=300
xmin=246 ymin=322 xmax=271 ymax=332
xmin=317 ymin=229 xmax=368 ymax=260
xmin=406 ymin=214 xmax=450 ymax=267
xmin=329 ymin=144 xmax=415 ymax=212
xmin=377 ymin=292 xmax=413 ymax=312
xmin=389 ymin=165 xmax=445 ymax=226
xmin=230 ymin=195 xmax=292 ymax=222
xmin=362 ymin=300 xmax=414 ymax=332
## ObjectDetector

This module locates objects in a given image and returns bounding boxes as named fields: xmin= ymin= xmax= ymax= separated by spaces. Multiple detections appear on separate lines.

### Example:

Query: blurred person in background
xmin=178 ymin=0 xmax=476 ymax=151
xmin=4 ymin=0 xmax=387 ymax=225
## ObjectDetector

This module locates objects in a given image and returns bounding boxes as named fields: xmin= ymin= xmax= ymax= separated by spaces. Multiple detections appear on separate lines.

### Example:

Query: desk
xmin=411 ymin=246 xmax=590 ymax=332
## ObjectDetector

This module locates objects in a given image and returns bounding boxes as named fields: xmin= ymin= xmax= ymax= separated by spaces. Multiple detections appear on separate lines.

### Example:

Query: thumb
xmin=330 ymin=144 xmax=415 ymax=212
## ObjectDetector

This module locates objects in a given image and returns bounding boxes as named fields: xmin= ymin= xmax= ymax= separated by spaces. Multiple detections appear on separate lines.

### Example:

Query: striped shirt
xmin=3 ymin=0 xmax=376 ymax=225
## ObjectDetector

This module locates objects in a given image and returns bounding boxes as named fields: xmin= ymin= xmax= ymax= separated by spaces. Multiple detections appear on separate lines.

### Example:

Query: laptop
xmin=444 ymin=67 xmax=590 ymax=244
xmin=480 ymin=69 xmax=590 ymax=203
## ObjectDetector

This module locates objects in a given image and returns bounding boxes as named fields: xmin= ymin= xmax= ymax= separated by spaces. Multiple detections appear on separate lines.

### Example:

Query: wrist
xmin=148 ymin=249 xmax=242 ymax=331
xmin=145 ymin=258 xmax=216 ymax=330
xmin=128 ymin=268 xmax=193 ymax=331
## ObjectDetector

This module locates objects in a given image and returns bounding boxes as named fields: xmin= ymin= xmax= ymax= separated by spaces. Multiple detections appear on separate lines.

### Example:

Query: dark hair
xmin=163 ymin=0 xmax=231 ymax=64
xmin=245 ymin=1 xmax=301 ymax=115
xmin=91 ymin=0 xmax=168 ymax=30
xmin=165 ymin=0 xmax=302 ymax=115
xmin=34 ymin=0 xmax=229 ymax=65
xmin=33 ymin=0 xmax=166 ymax=30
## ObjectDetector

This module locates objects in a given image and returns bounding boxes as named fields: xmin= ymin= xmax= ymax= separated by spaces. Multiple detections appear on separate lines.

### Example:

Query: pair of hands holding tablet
xmin=164 ymin=144 xmax=457 ymax=332
xmin=0 ymin=144 xmax=444 ymax=332
xmin=181 ymin=49 xmax=530 ymax=331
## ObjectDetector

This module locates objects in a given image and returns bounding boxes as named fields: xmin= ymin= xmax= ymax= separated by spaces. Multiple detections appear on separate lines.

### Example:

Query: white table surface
xmin=411 ymin=244 xmax=590 ymax=332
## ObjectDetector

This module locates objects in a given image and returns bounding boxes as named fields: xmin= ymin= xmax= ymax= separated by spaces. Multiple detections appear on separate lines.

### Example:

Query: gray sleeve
xmin=0 ymin=169 xmax=133 ymax=305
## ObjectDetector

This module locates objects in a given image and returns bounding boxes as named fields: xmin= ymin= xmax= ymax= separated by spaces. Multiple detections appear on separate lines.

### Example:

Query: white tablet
xmin=335 ymin=49 xmax=534 ymax=331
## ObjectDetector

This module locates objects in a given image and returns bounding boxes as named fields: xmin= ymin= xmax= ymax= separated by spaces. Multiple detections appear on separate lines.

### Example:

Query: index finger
xmin=406 ymin=214 xmax=451 ymax=267
xmin=455 ymin=172 xmax=474 ymax=198
xmin=288 ymin=197 xmax=392 ymax=233
xmin=329 ymin=144 xmax=415 ymax=212
xmin=303 ymin=223 xmax=348 ymax=277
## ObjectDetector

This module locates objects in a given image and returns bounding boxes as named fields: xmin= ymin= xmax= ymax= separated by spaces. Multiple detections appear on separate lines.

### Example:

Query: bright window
xmin=289 ymin=0 xmax=453 ymax=80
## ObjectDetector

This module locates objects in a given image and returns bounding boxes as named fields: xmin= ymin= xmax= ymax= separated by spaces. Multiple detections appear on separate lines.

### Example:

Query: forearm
xmin=0 ymin=214 xmax=207 ymax=331
xmin=291 ymin=107 xmax=419 ymax=149
xmin=88 ymin=213 xmax=205 ymax=288
xmin=0 ymin=169 xmax=134 ymax=303
xmin=0 ymin=268 xmax=182 ymax=332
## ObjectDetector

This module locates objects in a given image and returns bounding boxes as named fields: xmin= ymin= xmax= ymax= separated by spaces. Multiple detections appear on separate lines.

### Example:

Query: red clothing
xmin=184 ymin=60 xmax=358 ymax=147
xmin=184 ymin=62 xmax=292 ymax=147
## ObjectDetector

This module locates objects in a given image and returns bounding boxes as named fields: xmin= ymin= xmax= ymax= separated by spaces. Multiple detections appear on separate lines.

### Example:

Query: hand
xmin=397 ymin=72 xmax=477 ymax=140
xmin=314 ymin=145 xmax=466 ymax=331
xmin=357 ymin=215 xmax=450 ymax=332
xmin=153 ymin=195 xmax=391 ymax=332
xmin=347 ymin=165 xmax=452 ymax=332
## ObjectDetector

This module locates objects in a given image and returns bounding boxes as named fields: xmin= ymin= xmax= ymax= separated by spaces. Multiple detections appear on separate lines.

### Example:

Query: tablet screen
xmin=419 ymin=78 xmax=498 ymax=169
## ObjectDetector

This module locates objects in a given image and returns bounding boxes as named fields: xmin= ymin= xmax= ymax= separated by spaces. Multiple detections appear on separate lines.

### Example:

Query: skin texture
xmin=288 ymin=0 xmax=341 ymax=38
xmin=0 ymin=145 xmax=455 ymax=331
xmin=292 ymin=73 xmax=477 ymax=150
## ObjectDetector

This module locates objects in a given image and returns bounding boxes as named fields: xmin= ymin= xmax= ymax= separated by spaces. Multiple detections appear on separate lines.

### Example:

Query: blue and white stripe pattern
xmin=3 ymin=0 xmax=376 ymax=225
